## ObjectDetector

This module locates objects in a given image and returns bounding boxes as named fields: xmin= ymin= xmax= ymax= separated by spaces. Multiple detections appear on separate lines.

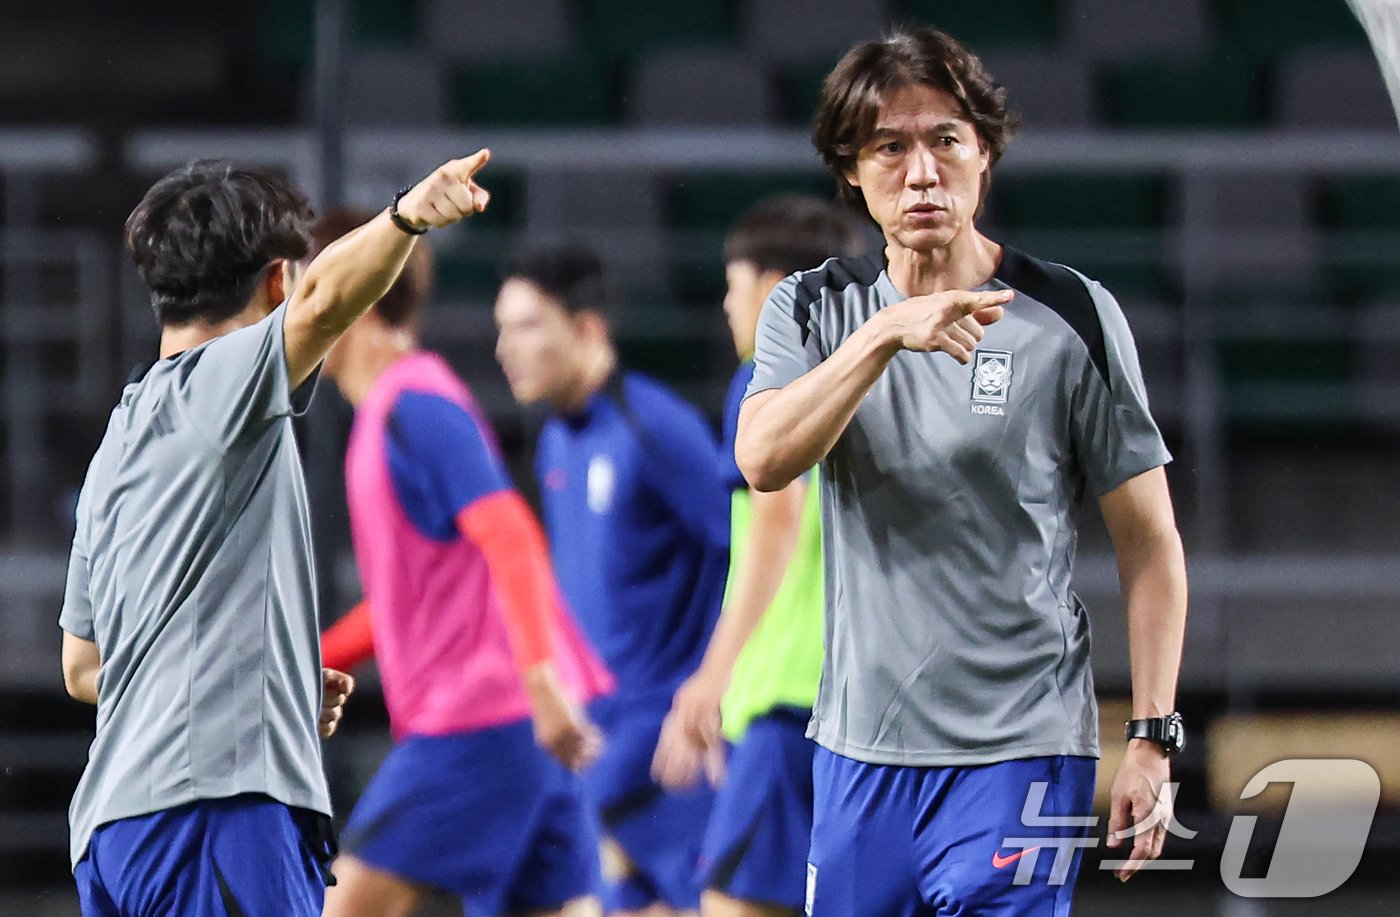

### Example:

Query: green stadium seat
xmin=1317 ymin=177 xmax=1400 ymax=302
xmin=1317 ymin=176 xmax=1400 ymax=230
xmin=259 ymin=0 xmax=419 ymax=66
xmin=666 ymin=172 xmax=837 ymax=230
xmin=991 ymin=174 xmax=1169 ymax=230
xmin=1214 ymin=0 xmax=1368 ymax=58
xmin=577 ymin=0 xmax=733 ymax=61
xmin=452 ymin=56 xmax=615 ymax=125
xmin=897 ymin=0 xmax=1058 ymax=50
xmin=1102 ymin=53 xmax=1264 ymax=128
xmin=778 ymin=59 xmax=839 ymax=126
xmin=1214 ymin=301 xmax=1353 ymax=425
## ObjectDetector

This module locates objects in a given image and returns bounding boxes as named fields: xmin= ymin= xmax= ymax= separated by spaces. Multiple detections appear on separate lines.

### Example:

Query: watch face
xmin=1166 ymin=714 xmax=1186 ymax=753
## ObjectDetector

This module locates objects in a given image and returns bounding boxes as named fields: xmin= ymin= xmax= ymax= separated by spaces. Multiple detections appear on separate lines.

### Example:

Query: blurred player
xmin=495 ymin=245 xmax=730 ymax=916
xmin=737 ymin=27 xmax=1189 ymax=915
xmin=306 ymin=212 xmax=614 ymax=917
xmin=651 ymin=197 xmax=862 ymax=917
xmin=58 ymin=152 xmax=490 ymax=916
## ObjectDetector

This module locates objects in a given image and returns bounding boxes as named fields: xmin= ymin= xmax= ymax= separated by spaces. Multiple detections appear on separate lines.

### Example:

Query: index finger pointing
xmin=956 ymin=289 xmax=1014 ymax=315
xmin=445 ymin=148 xmax=491 ymax=182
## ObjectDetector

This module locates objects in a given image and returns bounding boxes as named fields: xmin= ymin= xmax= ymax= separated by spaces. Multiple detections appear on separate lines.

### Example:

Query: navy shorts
xmin=74 ymin=794 xmax=332 ymax=917
xmin=582 ymin=694 xmax=714 ymax=910
xmin=807 ymin=749 xmax=1097 ymax=916
xmin=699 ymin=706 xmax=815 ymax=908
xmin=341 ymin=718 xmax=599 ymax=915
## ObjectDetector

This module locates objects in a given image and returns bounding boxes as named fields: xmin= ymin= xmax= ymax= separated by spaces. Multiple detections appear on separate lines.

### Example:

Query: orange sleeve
xmin=321 ymin=600 xmax=375 ymax=672
xmin=457 ymin=490 xmax=557 ymax=672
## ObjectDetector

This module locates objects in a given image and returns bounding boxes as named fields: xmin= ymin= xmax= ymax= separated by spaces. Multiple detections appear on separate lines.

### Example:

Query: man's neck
xmin=158 ymin=298 xmax=270 ymax=359
xmin=886 ymin=229 xmax=1001 ymax=298
xmin=340 ymin=343 xmax=414 ymax=407
xmin=555 ymin=342 xmax=617 ymax=415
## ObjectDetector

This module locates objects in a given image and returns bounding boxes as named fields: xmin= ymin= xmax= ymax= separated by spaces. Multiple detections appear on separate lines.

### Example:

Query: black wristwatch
xmin=389 ymin=186 xmax=429 ymax=236
xmin=1125 ymin=712 xmax=1186 ymax=755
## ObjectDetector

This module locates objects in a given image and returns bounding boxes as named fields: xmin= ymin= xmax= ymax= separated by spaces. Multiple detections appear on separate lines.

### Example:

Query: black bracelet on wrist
xmin=389 ymin=186 xmax=428 ymax=236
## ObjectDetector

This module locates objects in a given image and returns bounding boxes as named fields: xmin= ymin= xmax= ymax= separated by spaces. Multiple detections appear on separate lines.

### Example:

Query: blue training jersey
xmin=719 ymin=361 xmax=755 ymax=492
xmin=537 ymin=371 xmax=729 ymax=701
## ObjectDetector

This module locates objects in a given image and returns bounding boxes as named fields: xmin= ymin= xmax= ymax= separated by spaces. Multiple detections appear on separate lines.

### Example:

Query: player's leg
xmin=322 ymin=855 xmax=424 ymax=917
xmin=914 ymin=756 xmax=1098 ymax=916
xmin=582 ymin=701 xmax=711 ymax=915
xmin=806 ymin=747 xmax=929 ymax=917
xmin=501 ymin=764 xmax=604 ymax=917
xmin=332 ymin=724 xmax=557 ymax=917
xmin=697 ymin=709 xmax=815 ymax=917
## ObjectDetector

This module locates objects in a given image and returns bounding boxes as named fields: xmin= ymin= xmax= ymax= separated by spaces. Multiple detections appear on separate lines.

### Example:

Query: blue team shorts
xmin=74 ymin=793 xmax=332 ymax=917
xmin=582 ymin=693 xmax=714 ymax=911
xmin=807 ymin=749 xmax=1097 ymax=917
xmin=699 ymin=706 xmax=815 ymax=908
xmin=341 ymin=718 xmax=599 ymax=915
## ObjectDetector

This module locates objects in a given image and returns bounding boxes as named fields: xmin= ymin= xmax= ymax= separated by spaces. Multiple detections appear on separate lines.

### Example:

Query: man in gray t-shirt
xmin=737 ymin=28 xmax=1189 ymax=915
xmin=60 ymin=151 xmax=493 ymax=916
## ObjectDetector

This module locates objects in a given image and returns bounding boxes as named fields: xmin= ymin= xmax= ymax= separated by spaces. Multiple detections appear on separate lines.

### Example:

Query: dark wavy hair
xmin=309 ymin=209 xmax=434 ymax=330
xmin=501 ymin=243 xmax=612 ymax=320
xmin=125 ymin=160 xmax=314 ymax=326
xmin=811 ymin=27 xmax=1019 ymax=219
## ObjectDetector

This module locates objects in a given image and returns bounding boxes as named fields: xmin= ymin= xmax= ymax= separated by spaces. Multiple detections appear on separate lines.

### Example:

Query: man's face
xmin=846 ymin=82 xmax=990 ymax=253
xmin=722 ymin=260 xmax=779 ymax=361
xmin=493 ymin=278 xmax=585 ymax=406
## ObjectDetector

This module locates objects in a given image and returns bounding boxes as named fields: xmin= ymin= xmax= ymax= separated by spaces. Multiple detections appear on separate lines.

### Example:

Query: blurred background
xmin=3 ymin=0 xmax=1400 ymax=913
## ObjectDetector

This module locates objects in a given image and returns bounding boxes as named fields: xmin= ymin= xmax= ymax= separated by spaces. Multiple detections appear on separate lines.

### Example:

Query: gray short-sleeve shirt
xmin=60 ymin=301 xmax=330 ymax=867
xmin=747 ymin=248 xmax=1172 ymax=766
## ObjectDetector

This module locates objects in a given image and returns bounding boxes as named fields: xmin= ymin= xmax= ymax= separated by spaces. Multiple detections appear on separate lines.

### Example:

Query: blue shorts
xmin=341 ymin=718 xmax=599 ymax=915
xmin=582 ymin=694 xmax=714 ymax=910
xmin=74 ymin=794 xmax=332 ymax=917
xmin=699 ymin=706 xmax=815 ymax=908
xmin=808 ymin=750 xmax=1097 ymax=917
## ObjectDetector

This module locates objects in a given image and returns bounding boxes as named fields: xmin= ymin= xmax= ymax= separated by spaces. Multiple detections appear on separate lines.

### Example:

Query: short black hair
xmin=724 ymin=195 xmax=866 ymax=277
xmin=501 ymin=243 xmax=611 ymax=318
xmin=125 ymin=160 xmax=315 ymax=327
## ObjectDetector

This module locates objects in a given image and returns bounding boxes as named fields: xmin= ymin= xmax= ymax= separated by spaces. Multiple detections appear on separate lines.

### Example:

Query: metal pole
xmin=313 ymin=0 xmax=348 ymax=209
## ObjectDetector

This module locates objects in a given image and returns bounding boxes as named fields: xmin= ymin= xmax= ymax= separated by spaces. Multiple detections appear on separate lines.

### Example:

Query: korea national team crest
xmin=971 ymin=349 xmax=1013 ymax=415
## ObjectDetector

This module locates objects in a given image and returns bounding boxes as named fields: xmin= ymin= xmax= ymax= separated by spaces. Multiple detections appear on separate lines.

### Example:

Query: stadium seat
xmin=578 ymin=0 xmax=733 ymax=62
xmin=628 ymin=49 xmax=777 ymax=126
xmin=777 ymin=60 xmax=838 ymax=126
xmin=1213 ymin=0 xmax=1369 ymax=58
xmin=1274 ymin=48 xmax=1396 ymax=129
xmin=259 ymin=0 xmax=418 ymax=66
xmin=1208 ymin=713 xmax=1400 ymax=813
xmin=1317 ymin=176 xmax=1400 ymax=302
xmin=741 ymin=0 xmax=889 ymax=65
xmin=1064 ymin=0 xmax=1209 ymax=62
xmin=666 ymin=171 xmax=837 ymax=231
xmin=451 ymin=55 xmax=615 ymax=125
xmin=421 ymin=0 xmax=572 ymax=63
xmin=992 ymin=173 xmax=1169 ymax=231
xmin=1213 ymin=300 xmax=1350 ymax=425
xmin=897 ymin=0 xmax=1058 ymax=50
xmin=1101 ymin=53 xmax=1265 ymax=128
xmin=335 ymin=50 xmax=447 ymax=125
xmin=980 ymin=50 xmax=1096 ymax=129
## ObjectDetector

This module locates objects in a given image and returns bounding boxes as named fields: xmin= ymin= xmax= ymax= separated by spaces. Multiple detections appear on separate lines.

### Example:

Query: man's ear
xmin=576 ymin=308 xmax=611 ymax=343
xmin=267 ymin=259 xmax=295 ymax=305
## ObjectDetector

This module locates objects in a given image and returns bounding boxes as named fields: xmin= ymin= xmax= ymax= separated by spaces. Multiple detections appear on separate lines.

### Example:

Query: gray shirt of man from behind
xmin=746 ymin=248 xmax=1172 ymax=768
xmin=59 ymin=301 xmax=330 ymax=868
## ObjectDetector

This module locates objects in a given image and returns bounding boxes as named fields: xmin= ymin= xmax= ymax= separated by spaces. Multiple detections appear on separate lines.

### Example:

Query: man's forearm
xmin=1119 ymin=531 xmax=1188 ymax=718
xmin=737 ymin=315 xmax=897 ymax=491
xmin=698 ymin=481 xmax=807 ymax=681
xmin=284 ymin=212 xmax=417 ymax=379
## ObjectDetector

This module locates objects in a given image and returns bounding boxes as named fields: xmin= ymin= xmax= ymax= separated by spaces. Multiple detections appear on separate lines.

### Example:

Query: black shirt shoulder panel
xmin=996 ymin=246 xmax=1110 ymax=390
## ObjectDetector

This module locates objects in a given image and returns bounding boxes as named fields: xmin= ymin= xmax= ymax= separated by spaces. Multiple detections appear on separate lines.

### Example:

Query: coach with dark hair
xmin=59 ymin=151 xmax=491 ymax=916
xmin=736 ymin=27 xmax=1189 ymax=914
